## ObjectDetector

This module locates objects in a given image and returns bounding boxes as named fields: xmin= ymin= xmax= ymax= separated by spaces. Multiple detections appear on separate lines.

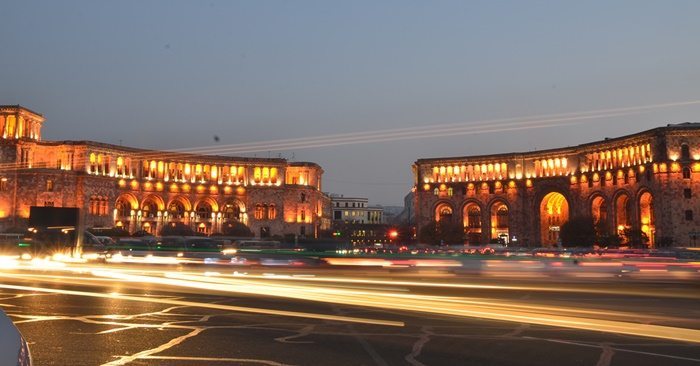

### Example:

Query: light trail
xmin=0 ymin=282 xmax=404 ymax=327
xmin=85 ymin=269 xmax=700 ymax=344
xmin=2 ymin=259 xmax=700 ymax=344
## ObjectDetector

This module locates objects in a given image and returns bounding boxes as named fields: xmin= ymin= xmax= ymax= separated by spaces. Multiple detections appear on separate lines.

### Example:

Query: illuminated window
xmin=267 ymin=204 xmax=276 ymax=220
xmin=254 ymin=204 xmax=264 ymax=220
xmin=0 ymin=178 xmax=7 ymax=191
xmin=46 ymin=179 xmax=54 ymax=192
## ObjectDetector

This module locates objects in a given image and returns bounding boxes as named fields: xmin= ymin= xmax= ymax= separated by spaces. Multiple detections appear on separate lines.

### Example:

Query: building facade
xmin=413 ymin=124 xmax=700 ymax=247
xmin=0 ymin=105 xmax=330 ymax=238
xmin=330 ymin=194 xmax=390 ymax=245
xmin=330 ymin=195 xmax=384 ymax=224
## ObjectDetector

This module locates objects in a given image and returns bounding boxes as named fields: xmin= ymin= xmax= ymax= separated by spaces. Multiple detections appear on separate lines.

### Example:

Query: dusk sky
xmin=2 ymin=1 xmax=700 ymax=205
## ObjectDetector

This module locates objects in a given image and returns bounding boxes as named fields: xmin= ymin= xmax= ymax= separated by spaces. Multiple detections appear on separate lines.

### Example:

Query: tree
xmin=419 ymin=220 xmax=464 ymax=246
xmin=623 ymin=228 xmax=649 ymax=248
xmin=559 ymin=216 xmax=597 ymax=247
xmin=222 ymin=222 xmax=253 ymax=237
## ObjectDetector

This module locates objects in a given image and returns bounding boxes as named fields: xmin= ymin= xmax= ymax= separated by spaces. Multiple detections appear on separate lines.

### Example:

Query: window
xmin=300 ymin=209 xmax=306 ymax=221
xmin=0 ymin=178 xmax=7 ymax=191
xmin=684 ymin=189 xmax=692 ymax=199
xmin=267 ymin=204 xmax=276 ymax=220
xmin=334 ymin=211 xmax=341 ymax=220
xmin=682 ymin=144 xmax=690 ymax=160
xmin=254 ymin=204 xmax=264 ymax=220
xmin=44 ymin=201 xmax=54 ymax=207
xmin=300 ymin=226 xmax=306 ymax=236
xmin=345 ymin=202 xmax=348 ymax=207
xmin=300 ymin=193 xmax=306 ymax=203
xmin=685 ymin=210 xmax=694 ymax=221
xmin=683 ymin=167 xmax=691 ymax=179
xmin=46 ymin=179 xmax=54 ymax=192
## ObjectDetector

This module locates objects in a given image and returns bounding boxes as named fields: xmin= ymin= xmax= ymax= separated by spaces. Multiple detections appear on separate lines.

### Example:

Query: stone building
xmin=413 ymin=123 xmax=700 ymax=247
xmin=0 ymin=105 xmax=331 ymax=238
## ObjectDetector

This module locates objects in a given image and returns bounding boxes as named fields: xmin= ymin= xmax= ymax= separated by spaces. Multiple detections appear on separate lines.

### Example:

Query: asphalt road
xmin=0 ymin=262 xmax=699 ymax=366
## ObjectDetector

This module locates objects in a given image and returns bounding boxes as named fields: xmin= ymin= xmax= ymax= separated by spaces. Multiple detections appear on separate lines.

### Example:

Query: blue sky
xmin=2 ymin=1 xmax=699 ymax=205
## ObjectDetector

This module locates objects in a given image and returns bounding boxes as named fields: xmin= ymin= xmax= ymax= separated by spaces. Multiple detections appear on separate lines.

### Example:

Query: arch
xmin=195 ymin=196 xmax=219 ymax=212
xmin=462 ymin=201 xmax=483 ymax=245
xmin=195 ymin=199 xmax=213 ymax=220
xmin=589 ymin=193 xmax=608 ymax=235
xmin=167 ymin=196 xmax=192 ymax=219
xmin=638 ymin=189 xmax=655 ymax=247
xmin=539 ymin=192 xmax=569 ymax=246
xmin=489 ymin=200 xmax=509 ymax=243
xmin=114 ymin=193 xmax=139 ymax=217
xmin=222 ymin=199 xmax=245 ymax=221
xmin=141 ymin=195 xmax=163 ymax=219
xmin=433 ymin=201 xmax=454 ymax=223
xmin=613 ymin=190 xmax=632 ymax=235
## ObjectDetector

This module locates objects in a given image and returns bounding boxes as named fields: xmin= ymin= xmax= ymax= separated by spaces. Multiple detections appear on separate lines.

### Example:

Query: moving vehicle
xmin=0 ymin=308 xmax=31 ymax=365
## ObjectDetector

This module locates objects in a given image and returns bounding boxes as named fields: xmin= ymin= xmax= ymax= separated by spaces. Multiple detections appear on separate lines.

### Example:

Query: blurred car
xmin=95 ymin=236 xmax=117 ymax=246
xmin=0 ymin=308 xmax=31 ymax=365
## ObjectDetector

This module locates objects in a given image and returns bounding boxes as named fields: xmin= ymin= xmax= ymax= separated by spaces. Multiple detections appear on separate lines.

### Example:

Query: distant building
xmin=330 ymin=194 xmax=392 ymax=245
xmin=0 ymin=105 xmax=330 ymax=238
xmin=330 ymin=195 xmax=383 ymax=224
xmin=413 ymin=123 xmax=700 ymax=247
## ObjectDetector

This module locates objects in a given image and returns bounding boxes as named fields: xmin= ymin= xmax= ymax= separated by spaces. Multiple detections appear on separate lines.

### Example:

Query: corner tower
xmin=0 ymin=105 xmax=45 ymax=141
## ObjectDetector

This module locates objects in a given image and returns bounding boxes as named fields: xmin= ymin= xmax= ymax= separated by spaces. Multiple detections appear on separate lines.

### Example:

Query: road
xmin=0 ymin=257 xmax=699 ymax=365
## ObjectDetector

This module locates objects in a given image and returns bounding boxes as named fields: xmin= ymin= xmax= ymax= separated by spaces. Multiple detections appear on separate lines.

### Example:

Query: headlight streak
xmin=0 ymin=281 xmax=403 ymax=327
xmin=86 ymin=270 xmax=700 ymax=344
xmin=2 ymin=259 xmax=700 ymax=344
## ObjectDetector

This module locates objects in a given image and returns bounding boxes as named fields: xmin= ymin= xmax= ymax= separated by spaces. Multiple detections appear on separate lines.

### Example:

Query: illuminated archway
xmin=490 ymin=201 xmax=509 ymax=243
xmin=141 ymin=195 xmax=164 ymax=219
xmin=115 ymin=193 xmax=138 ymax=218
xmin=167 ymin=196 xmax=192 ymax=220
xmin=540 ymin=192 xmax=569 ymax=246
xmin=195 ymin=201 xmax=213 ymax=220
xmin=223 ymin=199 xmax=245 ymax=223
xmin=462 ymin=202 xmax=482 ymax=245
xmin=614 ymin=192 xmax=632 ymax=235
xmin=638 ymin=191 xmax=654 ymax=247
xmin=434 ymin=202 xmax=454 ymax=223
xmin=590 ymin=195 xmax=608 ymax=235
